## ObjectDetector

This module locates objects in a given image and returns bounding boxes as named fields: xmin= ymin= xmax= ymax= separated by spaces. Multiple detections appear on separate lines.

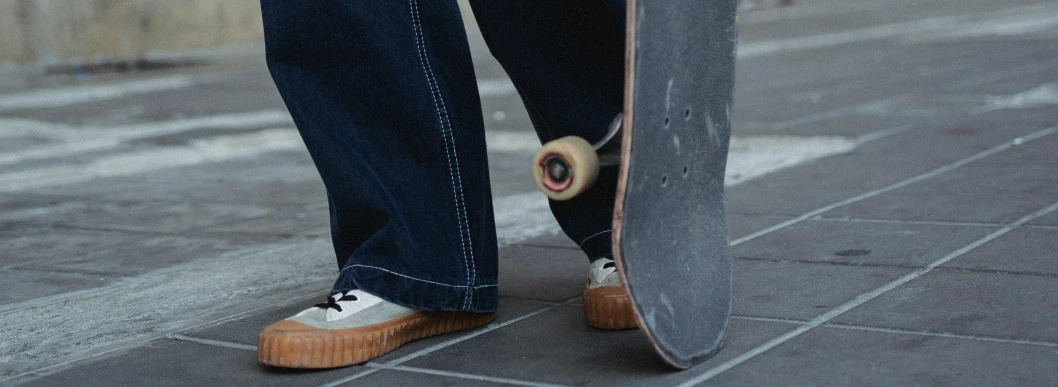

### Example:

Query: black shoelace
xmin=603 ymin=261 xmax=615 ymax=270
xmin=314 ymin=293 xmax=359 ymax=312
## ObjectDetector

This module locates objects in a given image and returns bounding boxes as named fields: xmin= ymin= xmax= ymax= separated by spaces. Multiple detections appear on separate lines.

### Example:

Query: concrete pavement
xmin=2 ymin=0 xmax=1057 ymax=385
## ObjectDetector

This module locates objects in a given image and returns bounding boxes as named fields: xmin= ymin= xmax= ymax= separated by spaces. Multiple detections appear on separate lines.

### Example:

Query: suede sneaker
xmin=582 ymin=258 xmax=638 ymax=330
xmin=258 ymin=290 xmax=494 ymax=368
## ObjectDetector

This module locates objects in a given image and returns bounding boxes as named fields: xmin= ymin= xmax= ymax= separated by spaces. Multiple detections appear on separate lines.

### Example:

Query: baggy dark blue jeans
xmin=260 ymin=1 xmax=625 ymax=313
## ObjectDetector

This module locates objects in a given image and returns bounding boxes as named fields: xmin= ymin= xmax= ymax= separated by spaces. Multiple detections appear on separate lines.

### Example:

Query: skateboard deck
xmin=532 ymin=0 xmax=736 ymax=369
xmin=614 ymin=0 xmax=736 ymax=368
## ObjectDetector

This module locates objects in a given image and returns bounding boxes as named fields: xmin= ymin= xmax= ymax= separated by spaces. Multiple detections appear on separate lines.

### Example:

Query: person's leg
xmin=257 ymin=0 xmax=496 ymax=367
xmin=468 ymin=1 xmax=636 ymax=330
xmin=263 ymin=0 xmax=496 ymax=313
xmin=468 ymin=1 xmax=626 ymax=263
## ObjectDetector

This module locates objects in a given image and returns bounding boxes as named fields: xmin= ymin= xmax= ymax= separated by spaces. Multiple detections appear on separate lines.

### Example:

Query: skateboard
xmin=531 ymin=0 xmax=737 ymax=369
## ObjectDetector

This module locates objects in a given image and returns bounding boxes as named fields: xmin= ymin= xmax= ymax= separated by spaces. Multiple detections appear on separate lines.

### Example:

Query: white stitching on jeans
xmin=342 ymin=264 xmax=497 ymax=289
xmin=409 ymin=0 xmax=476 ymax=310
xmin=579 ymin=229 xmax=613 ymax=248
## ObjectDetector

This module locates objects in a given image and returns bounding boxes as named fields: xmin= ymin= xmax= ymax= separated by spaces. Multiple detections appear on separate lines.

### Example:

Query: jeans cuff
xmin=332 ymin=264 xmax=498 ymax=313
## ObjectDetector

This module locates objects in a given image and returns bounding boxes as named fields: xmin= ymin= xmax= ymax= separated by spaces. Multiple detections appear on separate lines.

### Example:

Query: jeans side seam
xmin=579 ymin=229 xmax=613 ymax=249
xmin=409 ymin=0 xmax=476 ymax=310
xmin=342 ymin=264 xmax=497 ymax=289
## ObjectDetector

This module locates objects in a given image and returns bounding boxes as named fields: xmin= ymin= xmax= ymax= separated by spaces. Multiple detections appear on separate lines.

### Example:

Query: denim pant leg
xmin=469 ymin=1 xmax=626 ymax=262
xmin=261 ymin=0 xmax=498 ymax=313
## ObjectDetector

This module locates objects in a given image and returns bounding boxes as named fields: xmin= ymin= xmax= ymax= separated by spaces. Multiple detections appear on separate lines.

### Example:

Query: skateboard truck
xmin=532 ymin=114 xmax=622 ymax=201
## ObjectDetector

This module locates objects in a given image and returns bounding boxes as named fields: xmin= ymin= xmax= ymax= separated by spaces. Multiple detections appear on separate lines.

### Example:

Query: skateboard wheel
xmin=532 ymin=136 xmax=599 ymax=201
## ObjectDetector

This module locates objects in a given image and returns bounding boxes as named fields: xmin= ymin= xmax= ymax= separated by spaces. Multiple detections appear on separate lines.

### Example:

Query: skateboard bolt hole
xmin=682 ymin=166 xmax=689 ymax=176
xmin=664 ymin=116 xmax=670 ymax=128
xmin=661 ymin=174 xmax=668 ymax=187
xmin=544 ymin=157 xmax=571 ymax=186
xmin=684 ymin=108 xmax=691 ymax=120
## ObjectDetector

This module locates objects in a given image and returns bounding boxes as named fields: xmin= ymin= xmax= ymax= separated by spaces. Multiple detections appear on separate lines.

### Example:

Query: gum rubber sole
xmin=258 ymin=311 xmax=495 ymax=368
xmin=583 ymin=284 xmax=638 ymax=330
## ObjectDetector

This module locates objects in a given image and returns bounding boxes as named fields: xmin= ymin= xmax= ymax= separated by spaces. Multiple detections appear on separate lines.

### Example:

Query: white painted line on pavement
xmin=904 ymin=11 xmax=1058 ymax=42
xmin=682 ymin=199 xmax=1058 ymax=386
xmin=0 ymin=110 xmax=292 ymax=166
xmin=478 ymin=78 xmax=517 ymax=97
xmin=0 ymin=118 xmax=73 ymax=138
xmin=0 ymin=75 xmax=216 ymax=112
xmin=485 ymin=131 xmax=540 ymax=152
xmin=0 ymin=128 xmax=303 ymax=191
xmin=973 ymin=83 xmax=1058 ymax=114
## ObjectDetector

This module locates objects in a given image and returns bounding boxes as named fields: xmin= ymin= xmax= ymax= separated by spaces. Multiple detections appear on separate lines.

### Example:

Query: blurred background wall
xmin=0 ymin=0 xmax=264 ymax=66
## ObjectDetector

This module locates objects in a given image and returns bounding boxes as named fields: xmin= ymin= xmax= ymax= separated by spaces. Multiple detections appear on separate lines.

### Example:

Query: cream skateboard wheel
xmin=532 ymin=136 xmax=599 ymax=201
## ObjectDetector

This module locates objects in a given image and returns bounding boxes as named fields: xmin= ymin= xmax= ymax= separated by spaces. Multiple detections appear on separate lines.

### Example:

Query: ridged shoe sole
xmin=583 ymin=283 xmax=638 ymax=330
xmin=258 ymin=311 xmax=494 ymax=368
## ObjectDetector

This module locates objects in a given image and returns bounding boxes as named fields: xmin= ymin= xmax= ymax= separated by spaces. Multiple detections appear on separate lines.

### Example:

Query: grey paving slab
xmin=16 ymin=339 xmax=355 ymax=387
xmin=726 ymin=213 xmax=792 ymax=242
xmin=199 ymin=203 xmax=330 ymax=238
xmin=825 ymin=164 xmax=1058 ymax=224
xmin=485 ymin=149 xmax=539 ymax=198
xmin=975 ymin=132 xmax=1058 ymax=167
xmin=733 ymin=218 xmax=999 ymax=267
xmin=704 ymin=326 xmax=1058 ymax=386
xmin=758 ymin=113 xmax=920 ymax=138
xmin=0 ymin=269 xmax=110 ymax=305
xmin=514 ymin=233 xmax=579 ymax=250
xmin=480 ymin=93 xmax=534 ymax=133
xmin=402 ymin=304 xmax=796 ymax=386
xmin=943 ymin=226 xmax=1058 ymax=276
xmin=724 ymin=165 xmax=867 ymax=218
xmin=835 ymin=270 xmax=1058 ymax=342
xmin=497 ymin=245 xmax=587 ymax=302
xmin=725 ymin=123 xmax=1049 ymax=218
xmin=733 ymin=259 xmax=909 ymax=320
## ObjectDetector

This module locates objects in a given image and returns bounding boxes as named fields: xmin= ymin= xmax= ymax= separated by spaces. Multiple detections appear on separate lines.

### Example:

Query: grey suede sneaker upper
xmin=588 ymin=258 xmax=621 ymax=289
xmin=290 ymin=290 xmax=417 ymax=330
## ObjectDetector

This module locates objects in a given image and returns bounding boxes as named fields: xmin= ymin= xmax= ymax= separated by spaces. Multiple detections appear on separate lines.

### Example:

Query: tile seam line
xmin=372 ymin=364 xmax=570 ymax=387
xmin=735 ymin=257 xmax=1058 ymax=279
xmin=382 ymin=298 xmax=576 ymax=366
xmin=166 ymin=333 xmax=257 ymax=351
xmin=734 ymin=315 xmax=1058 ymax=348
xmin=824 ymin=323 xmax=1058 ymax=348
xmin=810 ymin=216 xmax=1005 ymax=227
xmin=317 ymin=299 xmax=576 ymax=386
xmin=730 ymin=126 xmax=1058 ymax=247
xmin=681 ymin=199 xmax=1058 ymax=386
xmin=734 ymin=255 xmax=924 ymax=270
